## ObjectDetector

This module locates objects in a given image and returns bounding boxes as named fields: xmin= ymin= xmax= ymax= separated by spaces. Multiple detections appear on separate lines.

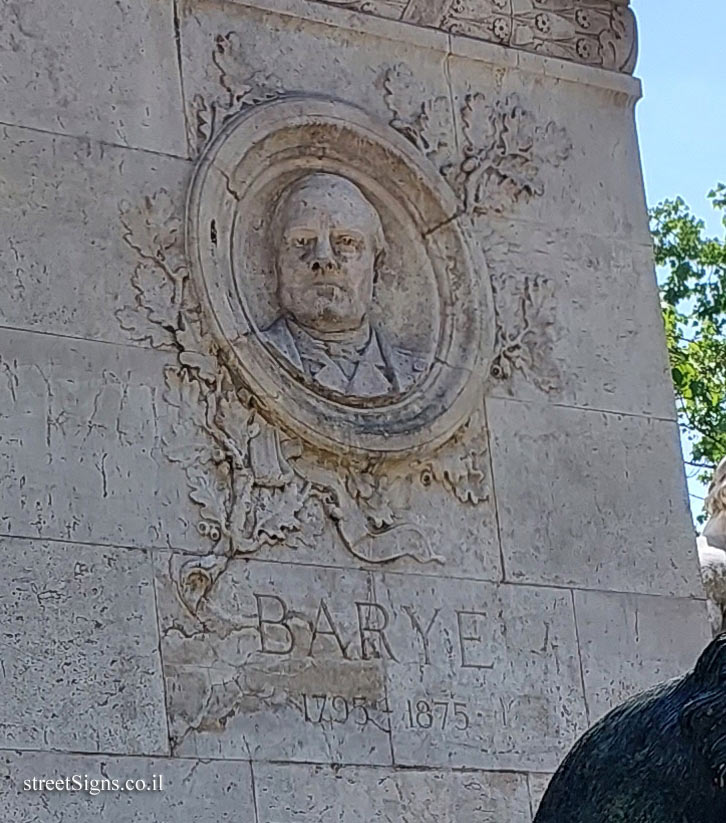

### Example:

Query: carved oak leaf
xmin=500 ymin=100 xmax=537 ymax=156
xmin=461 ymin=93 xmax=497 ymax=155
xmin=190 ymin=34 xmax=287 ymax=151
xmin=383 ymin=64 xmax=449 ymax=160
xmin=186 ymin=466 xmax=229 ymax=530
xmin=418 ymin=410 xmax=490 ymax=505
xmin=192 ymin=93 xmax=214 ymax=149
xmin=130 ymin=261 xmax=177 ymax=327
xmin=236 ymin=69 xmax=285 ymax=108
xmin=419 ymin=95 xmax=451 ymax=159
xmin=345 ymin=471 xmax=395 ymax=530
xmin=213 ymin=32 xmax=250 ymax=99
xmin=176 ymin=315 xmax=219 ymax=384
xmin=496 ymin=154 xmax=544 ymax=199
xmin=120 ymin=191 xmax=182 ymax=265
xmin=115 ymin=305 xmax=173 ymax=349
xmin=162 ymin=369 xmax=216 ymax=468
xmin=213 ymin=391 xmax=258 ymax=466
xmin=253 ymin=482 xmax=309 ymax=542
xmin=383 ymin=63 xmax=421 ymax=130
xmin=425 ymin=452 xmax=483 ymax=505
xmin=536 ymin=120 xmax=573 ymax=167
xmin=491 ymin=273 xmax=561 ymax=392
xmin=456 ymin=92 xmax=571 ymax=214
xmin=213 ymin=32 xmax=284 ymax=109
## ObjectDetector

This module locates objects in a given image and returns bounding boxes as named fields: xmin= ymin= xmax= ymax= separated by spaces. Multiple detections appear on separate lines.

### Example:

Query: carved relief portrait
xmin=188 ymin=98 xmax=491 ymax=454
xmin=260 ymin=173 xmax=428 ymax=402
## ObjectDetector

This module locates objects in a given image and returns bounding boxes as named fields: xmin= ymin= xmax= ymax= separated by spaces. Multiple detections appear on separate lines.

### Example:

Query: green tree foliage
xmin=651 ymin=185 xmax=726 ymax=490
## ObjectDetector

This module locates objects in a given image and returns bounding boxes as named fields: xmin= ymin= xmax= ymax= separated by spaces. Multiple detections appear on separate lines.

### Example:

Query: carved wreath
xmin=116 ymin=41 xmax=563 ymax=571
xmin=117 ymin=190 xmax=494 ymax=569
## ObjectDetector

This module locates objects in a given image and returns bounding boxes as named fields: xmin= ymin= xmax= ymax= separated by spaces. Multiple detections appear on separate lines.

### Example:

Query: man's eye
xmin=336 ymin=236 xmax=358 ymax=249
xmin=292 ymin=237 xmax=310 ymax=248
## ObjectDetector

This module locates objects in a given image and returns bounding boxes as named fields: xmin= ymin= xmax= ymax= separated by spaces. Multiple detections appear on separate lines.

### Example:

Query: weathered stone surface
xmin=254 ymin=761 xmax=533 ymax=822
xmin=0 ymin=125 xmax=189 ymax=346
xmin=574 ymin=590 xmax=711 ymax=722
xmin=488 ymin=398 xmax=704 ymax=597
xmin=248 ymin=461 xmax=502 ymax=581
xmin=178 ymin=0 xmax=452 ymax=159
xmin=157 ymin=554 xmax=392 ymax=763
xmin=485 ymin=226 xmax=675 ymax=418
xmin=114 ymin=87 xmax=503 ymax=574
xmin=0 ymin=0 xmax=709 ymax=818
xmin=0 ymin=0 xmax=186 ymax=156
xmin=157 ymin=554 xmax=587 ymax=770
xmin=447 ymin=50 xmax=647 ymax=241
xmin=528 ymin=773 xmax=555 ymax=817
xmin=310 ymin=0 xmax=638 ymax=75
xmin=0 ymin=538 xmax=167 ymax=755
xmin=1 ymin=751 xmax=255 ymax=822
xmin=376 ymin=574 xmax=588 ymax=771
xmin=0 ymin=328 xmax=200 ymax=552
xmin=177 ymin=0 xmax=644 ymax=239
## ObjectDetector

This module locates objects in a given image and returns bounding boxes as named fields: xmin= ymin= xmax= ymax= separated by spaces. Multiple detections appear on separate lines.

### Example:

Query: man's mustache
xmin=306 ymin=277 xmax=353 ymax=298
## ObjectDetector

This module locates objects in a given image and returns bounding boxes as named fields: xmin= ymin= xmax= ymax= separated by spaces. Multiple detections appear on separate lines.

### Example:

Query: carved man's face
xmin=274 ymin=173 xmax=383 ymax=335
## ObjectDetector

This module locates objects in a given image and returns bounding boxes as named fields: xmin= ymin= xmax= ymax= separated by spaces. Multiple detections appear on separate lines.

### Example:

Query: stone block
xmin=177 ymin=0 xmax=452 ymax=158
xmin=0 ymin=751 xmax=255 ymax=822
xmin=0 ymin=538 xmax=167 ymax=755
xmin=488 ymin=398 xmax=704 ymax=597
xmin=254 ymin=761 xmax=533 ymax=822
xmin=448 ymin=49 xmax=650 ymax=242
xmin=0 ymin=0 xmax=186 ymax=155
xmin=0 ymin=2 xmax=705 ymax=819
xmin=247 ymin=458 xmax=503 ymax=582
xmin=0 ymin=125 xmax=190 ymax=346
xmin=156 ymin=553 xmax=588 ymax=770
xmin=374 ymin=573 xmax=588 ymax=771
xmin=156 ymin=554 xmax=392 ymax=763
xmin=574 ymin=589 xmax=711 ymax=722
xmin=484 ymin=225 xmax=675 ymax=419
xmin=0 ymin=328 xmax=200 ymax=552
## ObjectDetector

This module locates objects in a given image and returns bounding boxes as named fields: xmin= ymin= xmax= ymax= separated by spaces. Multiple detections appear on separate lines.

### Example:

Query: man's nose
xmin=309 ymin=234 xmax=336 ymax=274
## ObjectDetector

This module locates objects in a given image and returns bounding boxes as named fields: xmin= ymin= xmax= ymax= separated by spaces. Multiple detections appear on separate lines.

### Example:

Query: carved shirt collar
xmin=284 ymin=317 xmax=393 ymax=397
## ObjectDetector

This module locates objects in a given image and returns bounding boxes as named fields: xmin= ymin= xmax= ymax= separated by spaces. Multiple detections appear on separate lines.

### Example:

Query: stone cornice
xmin=314 ymin=0 xmax=637 ymax=74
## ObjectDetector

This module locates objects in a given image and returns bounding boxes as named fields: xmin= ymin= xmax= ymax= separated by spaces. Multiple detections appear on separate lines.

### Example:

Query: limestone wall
xmin=0 ymin=1 xmax=710 ymax=819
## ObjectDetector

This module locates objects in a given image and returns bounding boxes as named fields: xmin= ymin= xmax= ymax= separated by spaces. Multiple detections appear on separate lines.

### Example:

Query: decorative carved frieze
xmin=316 ymin=0 xmax=637 ymax=74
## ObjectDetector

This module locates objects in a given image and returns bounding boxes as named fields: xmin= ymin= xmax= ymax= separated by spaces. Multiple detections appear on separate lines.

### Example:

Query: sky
xmin=631 ymin=0 xmax=726 ymax=520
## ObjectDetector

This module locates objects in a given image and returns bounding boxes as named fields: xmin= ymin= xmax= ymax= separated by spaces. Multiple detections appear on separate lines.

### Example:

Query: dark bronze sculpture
xmin=534 ymin=636 xmax=726 ymax=823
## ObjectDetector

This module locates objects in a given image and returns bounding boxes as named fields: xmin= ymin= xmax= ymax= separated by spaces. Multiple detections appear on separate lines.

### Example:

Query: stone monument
xmin=0 ymin=0 xmax=713 ymax=819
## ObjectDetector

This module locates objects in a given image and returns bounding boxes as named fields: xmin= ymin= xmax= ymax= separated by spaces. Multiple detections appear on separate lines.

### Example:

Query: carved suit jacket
xmin=260 ymin=316 xmax=426 ymax=399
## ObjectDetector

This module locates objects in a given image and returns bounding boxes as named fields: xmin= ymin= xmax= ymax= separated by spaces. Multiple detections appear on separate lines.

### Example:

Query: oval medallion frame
xmin=186 ymin=97 xmax=493 ymax=455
